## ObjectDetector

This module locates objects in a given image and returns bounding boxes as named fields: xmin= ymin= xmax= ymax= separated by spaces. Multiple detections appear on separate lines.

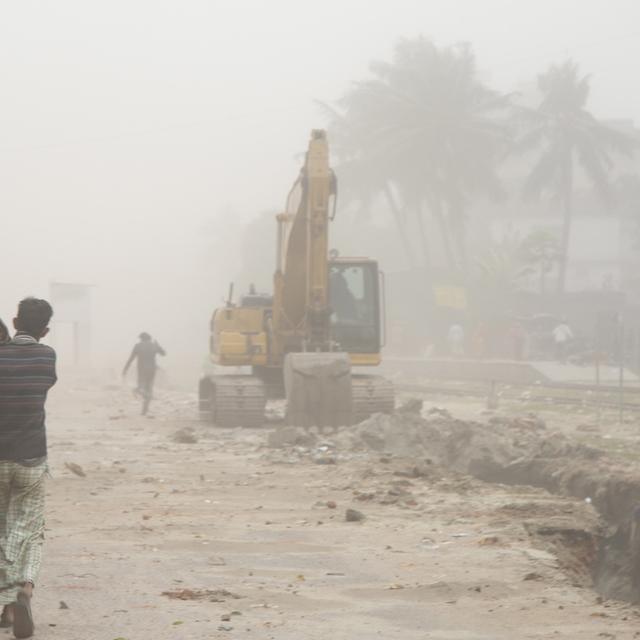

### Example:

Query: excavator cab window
xmin=329 ymin=261 xmax=380 ymax=353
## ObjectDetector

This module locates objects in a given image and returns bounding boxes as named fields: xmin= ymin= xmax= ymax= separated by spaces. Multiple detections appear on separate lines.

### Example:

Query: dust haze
xmin=8 ymin=2 xmax=640 ymax=637
xmin=2 ymin=0 xmax=639 ymax=380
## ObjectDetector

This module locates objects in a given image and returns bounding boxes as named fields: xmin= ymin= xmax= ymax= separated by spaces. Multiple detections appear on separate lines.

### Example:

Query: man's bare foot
xmin=0 ymin=604 xmax=13 ymax=627
xmin=13 ymin=585 xmax=34 ymax=639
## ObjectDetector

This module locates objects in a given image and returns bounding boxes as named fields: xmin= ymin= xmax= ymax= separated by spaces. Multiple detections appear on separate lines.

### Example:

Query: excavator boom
xmin=273 ymin=130 xmax=335 ymax=354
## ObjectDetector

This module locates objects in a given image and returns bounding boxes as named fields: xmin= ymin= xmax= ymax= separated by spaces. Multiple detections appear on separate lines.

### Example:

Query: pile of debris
xmin=266 ymin=398 xmax=640 ymax=601
xmin=267 ymin=399 xmax=549 ymax=477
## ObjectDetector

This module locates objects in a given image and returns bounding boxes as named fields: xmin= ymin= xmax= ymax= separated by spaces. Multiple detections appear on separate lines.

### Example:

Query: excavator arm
xmin=272 ymin=130 xmax=336 ymax=355
xmin=271 ymin=130 xmax=353 ymax=426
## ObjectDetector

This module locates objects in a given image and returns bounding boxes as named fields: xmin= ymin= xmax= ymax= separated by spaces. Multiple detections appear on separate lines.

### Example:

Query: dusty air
xmin=2 ymin=1 xmax=640 ymax=638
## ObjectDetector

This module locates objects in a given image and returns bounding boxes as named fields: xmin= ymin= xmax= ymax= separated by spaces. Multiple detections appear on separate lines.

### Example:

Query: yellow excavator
xmin=199 ymin=129 xmax=394 ymax=427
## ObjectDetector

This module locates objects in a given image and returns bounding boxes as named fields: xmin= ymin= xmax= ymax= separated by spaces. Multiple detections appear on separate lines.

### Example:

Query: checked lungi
xmin=0 ymin=460 xmax=46 ymax=606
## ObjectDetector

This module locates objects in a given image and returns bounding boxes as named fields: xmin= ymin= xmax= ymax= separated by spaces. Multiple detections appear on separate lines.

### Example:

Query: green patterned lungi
xmin=0 ymin=460 xmax=47 ymax=606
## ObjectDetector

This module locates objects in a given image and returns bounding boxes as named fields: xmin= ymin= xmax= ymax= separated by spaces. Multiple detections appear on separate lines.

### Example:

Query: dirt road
xmin=28 ymin=382 xmax=640 ymax=639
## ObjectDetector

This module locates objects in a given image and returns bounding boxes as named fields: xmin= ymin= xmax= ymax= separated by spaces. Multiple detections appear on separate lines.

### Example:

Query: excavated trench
xmin=447 ymin=422 xmax=640 ymax=602
xmin=325 ymin=404 xmax=640 ymax=603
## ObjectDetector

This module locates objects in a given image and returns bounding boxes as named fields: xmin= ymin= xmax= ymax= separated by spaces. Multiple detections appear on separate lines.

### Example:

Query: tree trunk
xmin=413 ymin=200 xmax=437 ymax=310
xmin=428 ymin=194 xmax=456 ymax=272
xmin=383 ymin=183 xmax=417 ymax=269
xmin=448 ymin=202 xmax=469 ymax=275
xmin=414 ymin=200 xmax=433 ymax=272
xmin=557 ymin=155 xmax=574 ymax=293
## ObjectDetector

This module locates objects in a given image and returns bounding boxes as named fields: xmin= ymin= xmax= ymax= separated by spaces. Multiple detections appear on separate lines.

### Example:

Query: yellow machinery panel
xmin=349 ymin=353 xmax=381 ymax=367
xmin=211 ymin=307 xmax=269 ymax=366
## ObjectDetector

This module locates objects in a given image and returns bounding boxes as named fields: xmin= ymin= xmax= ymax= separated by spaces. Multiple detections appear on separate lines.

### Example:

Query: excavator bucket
xmin=284 ymin=352 xmax=353 ymax=428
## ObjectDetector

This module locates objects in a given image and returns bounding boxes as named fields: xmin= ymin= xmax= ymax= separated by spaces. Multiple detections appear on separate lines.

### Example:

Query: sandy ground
xmin=15 ymin=380 xmax=640 ymax=640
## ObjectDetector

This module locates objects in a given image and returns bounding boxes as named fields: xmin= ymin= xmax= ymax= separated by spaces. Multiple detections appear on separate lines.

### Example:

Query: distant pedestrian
xmin=122 ymin=332 xmax=166 ymax=415
xmin=552 ymin=319 xmax=573 ymax=363
xmin=447 ymin=323 xmax=465 ymax=357
xmin=471 ymin=322 xmax=487 ymax=359
xmin=509 ymin=322 xmax=528 ymax=361
xmin=0 ymin=298 xmax=57 ymax=638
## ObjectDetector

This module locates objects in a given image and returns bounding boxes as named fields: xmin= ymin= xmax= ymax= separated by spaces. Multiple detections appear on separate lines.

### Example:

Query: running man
xmin=122 ymin=332 xmax=166 ymax=415
xmin=0 ymin=298 xmax=57 ymax=638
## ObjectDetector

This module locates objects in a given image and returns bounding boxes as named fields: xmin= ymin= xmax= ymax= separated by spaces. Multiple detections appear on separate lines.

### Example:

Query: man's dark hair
xmin=17 ymin=297 xmax=53 ymax=336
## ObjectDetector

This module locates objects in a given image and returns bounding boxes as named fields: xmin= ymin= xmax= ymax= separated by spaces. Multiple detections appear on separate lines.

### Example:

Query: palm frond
xmin=517 ymin=59 xmax=637 ymax=207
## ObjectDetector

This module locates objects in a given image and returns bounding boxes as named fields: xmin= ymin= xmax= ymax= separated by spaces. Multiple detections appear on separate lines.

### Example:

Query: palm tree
xmin=474 ymin=233 xmax=537 ymax=299
xmin=319 ymin=104 xmax=419 ymax=268
xmin=518 ymin=60 xmax=637 ymax=292
xmin=323 ymin=38 xmax=511 ymax=274
xmin=472 ymin=231 xmax=561 ymax=311
xmin=518 ymin=229 xmax=562 ymax=294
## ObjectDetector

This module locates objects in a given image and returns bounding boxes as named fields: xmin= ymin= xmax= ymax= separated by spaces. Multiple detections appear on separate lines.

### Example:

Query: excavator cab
xmin=329 ymin=259 xmax=382 ymax=357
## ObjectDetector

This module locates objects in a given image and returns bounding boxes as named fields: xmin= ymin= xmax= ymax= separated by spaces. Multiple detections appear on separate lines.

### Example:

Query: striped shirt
xmin=0 ymin=334 xmax=57 ymax=460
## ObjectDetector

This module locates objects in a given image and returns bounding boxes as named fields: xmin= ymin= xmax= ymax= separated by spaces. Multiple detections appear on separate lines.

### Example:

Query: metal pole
xmin=595 ymin=352 xmax=601 ymax=428
xmin=619 ymin=317 xmax=625 ymax=425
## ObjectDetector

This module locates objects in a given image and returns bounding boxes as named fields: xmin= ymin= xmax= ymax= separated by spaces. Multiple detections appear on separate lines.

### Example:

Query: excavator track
xmin=199 ymin=375 xmax=266 ymax=428
xmin=352 ymin=374 xmax=395 ymax=423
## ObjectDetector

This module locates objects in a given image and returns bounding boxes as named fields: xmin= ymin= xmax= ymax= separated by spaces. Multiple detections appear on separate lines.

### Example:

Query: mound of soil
xmin=326 ymin=406 xmax=640 ymax=602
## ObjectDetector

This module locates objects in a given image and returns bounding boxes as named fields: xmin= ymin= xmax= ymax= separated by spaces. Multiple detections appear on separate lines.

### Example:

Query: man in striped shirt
xmin=0 ymin=298 xmax=57 ymax=639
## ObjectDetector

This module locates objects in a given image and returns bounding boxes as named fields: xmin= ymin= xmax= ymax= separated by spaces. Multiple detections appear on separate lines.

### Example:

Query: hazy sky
xmin=2 ymin=0 xmax=639 ymax=372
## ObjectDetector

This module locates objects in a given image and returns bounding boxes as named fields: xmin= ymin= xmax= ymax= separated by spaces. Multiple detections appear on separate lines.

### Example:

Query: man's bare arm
xmin=122 ymin=346 xmax=138 ymax=376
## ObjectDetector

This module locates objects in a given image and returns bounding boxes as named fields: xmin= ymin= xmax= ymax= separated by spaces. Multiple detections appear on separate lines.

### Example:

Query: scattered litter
xmin=64 ymin=462 xmax=86 ymax=478
xmin=161 ymin=589 xmax=241 ymax=602
xmin=523 ymin=572 xmax=543 ymax=581
xmin=345 ymin=508 xmax=365 ymax=522
xmin=313 ymin=456 xmax=337 ymax=465
xmin=172 ymin=428 xmax=198 ymax=444
xmin=267 ymin=426 xmax=316 ymax=449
